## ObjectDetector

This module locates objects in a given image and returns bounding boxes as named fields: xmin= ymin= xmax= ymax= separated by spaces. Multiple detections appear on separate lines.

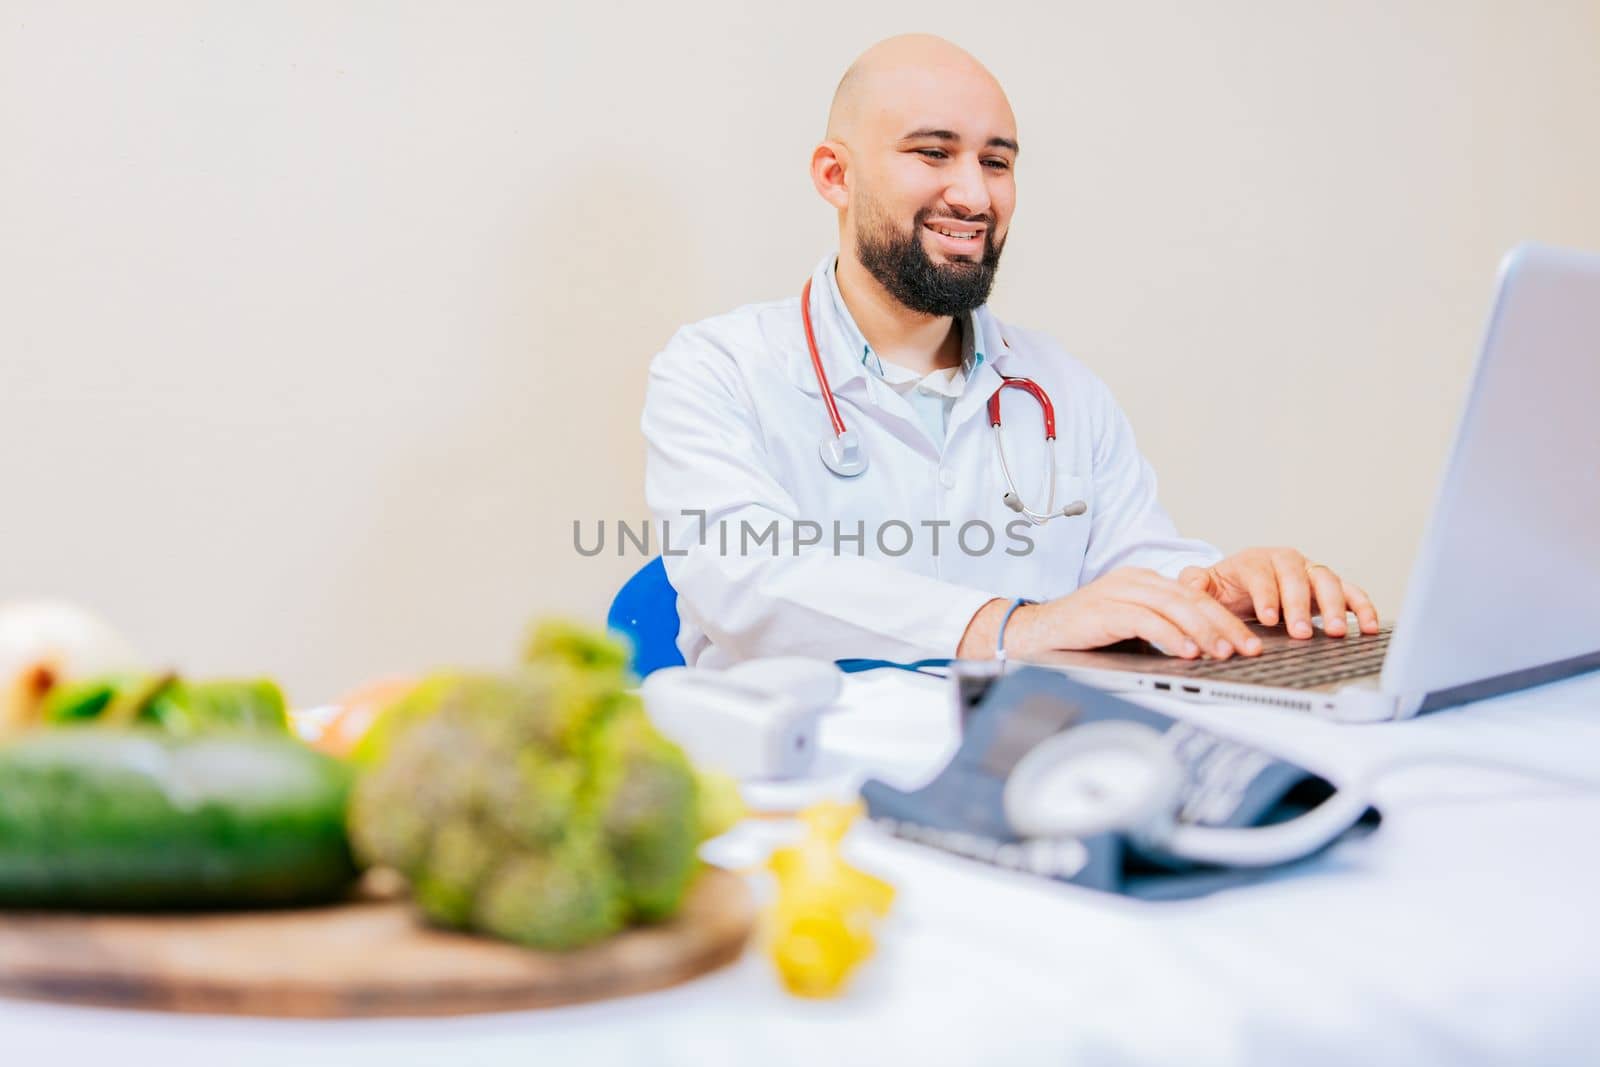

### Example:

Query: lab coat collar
xmin=784 ymin=255 xmax=870 ymax=399
xmin=973 ymin=302 xmax=1017 ymax=374
xmin=947 ymin=305 xmax=1022 ymax=438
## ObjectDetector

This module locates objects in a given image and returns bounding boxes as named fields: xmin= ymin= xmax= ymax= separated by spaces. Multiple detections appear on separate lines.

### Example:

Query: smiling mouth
xmin=924 ymin=222 xmax=985 ymax=242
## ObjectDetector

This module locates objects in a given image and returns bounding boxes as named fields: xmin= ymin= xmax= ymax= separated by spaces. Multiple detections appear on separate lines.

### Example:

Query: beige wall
xmin=4 ymin=1 xmax=1598 ymax=702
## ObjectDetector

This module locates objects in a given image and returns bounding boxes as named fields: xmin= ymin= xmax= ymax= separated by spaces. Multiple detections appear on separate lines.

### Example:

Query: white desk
xmin=5 ymin=669 xmax=1599 ymax=1066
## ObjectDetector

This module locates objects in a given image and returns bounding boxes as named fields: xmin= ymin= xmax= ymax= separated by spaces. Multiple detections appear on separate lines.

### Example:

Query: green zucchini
xmin=0 ymin=729 xmax=358 ymax=909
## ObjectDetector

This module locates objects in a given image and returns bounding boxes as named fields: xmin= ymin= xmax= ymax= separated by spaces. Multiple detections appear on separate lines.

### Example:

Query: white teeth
xmin=935 ymin=229 xmax=977 ymax=239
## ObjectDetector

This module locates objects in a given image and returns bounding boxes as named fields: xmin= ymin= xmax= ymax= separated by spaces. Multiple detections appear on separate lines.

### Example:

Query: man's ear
xmin=810 ymin=141 xmax=850 ymax=210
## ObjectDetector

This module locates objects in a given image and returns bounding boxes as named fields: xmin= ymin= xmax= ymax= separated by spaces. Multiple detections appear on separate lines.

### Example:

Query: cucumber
xmin=0 ymin=729 xmax=358 ymax=909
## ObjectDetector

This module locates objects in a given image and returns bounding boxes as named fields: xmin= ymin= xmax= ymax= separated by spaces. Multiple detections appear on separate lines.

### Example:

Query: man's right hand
xmin=957 ymin=567 xmax=1264 ymax=661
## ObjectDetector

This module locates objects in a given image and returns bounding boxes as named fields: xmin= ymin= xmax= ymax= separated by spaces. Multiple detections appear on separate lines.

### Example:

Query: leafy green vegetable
xmin=39 ymin=674 xmax=289 ymax=735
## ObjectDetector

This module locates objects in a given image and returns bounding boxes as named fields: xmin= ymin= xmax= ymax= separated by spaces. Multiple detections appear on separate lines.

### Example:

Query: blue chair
xmin=607 ymin=557 xmax=950 ymax=679
xmin=608 ymin=556 xmax=686 ymax=678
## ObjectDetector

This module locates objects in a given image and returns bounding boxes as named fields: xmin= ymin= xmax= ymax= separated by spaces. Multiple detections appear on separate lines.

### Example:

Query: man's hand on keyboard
xmin=966 ymin=568 xmax=1265 ymax=661
xmin=1179 ymin=547 xmax=1380 ymax=640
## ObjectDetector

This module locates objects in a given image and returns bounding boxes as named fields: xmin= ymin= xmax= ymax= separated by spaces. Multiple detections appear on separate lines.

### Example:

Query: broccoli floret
xmin=412 ymin=817 xmax=498 ymax=928
xmin=588 ymin=700 xmax=702 ymax=922
xmin=472 ymin=829 xmax=625 ymax=950
xmin=523 ymin=620 xmax=632 ymax=677
xmin=348 ymin=624 xmax=716 ymax=951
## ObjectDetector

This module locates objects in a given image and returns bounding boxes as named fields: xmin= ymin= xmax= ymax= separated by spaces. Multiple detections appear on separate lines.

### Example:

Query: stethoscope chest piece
xmin=820 ymin=428 xmax=868 ymax=477
xmin=800 ymin=274 xmax=1083 ymax=519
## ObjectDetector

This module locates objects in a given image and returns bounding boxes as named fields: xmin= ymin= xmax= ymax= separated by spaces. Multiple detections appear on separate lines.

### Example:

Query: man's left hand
xmin=1178 ymin=547 xmax=1379 ymax=640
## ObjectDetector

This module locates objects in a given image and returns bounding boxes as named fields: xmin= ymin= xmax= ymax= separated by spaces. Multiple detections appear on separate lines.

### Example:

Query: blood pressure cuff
xmin=860 ymin=665 xmax=1380 ymax=900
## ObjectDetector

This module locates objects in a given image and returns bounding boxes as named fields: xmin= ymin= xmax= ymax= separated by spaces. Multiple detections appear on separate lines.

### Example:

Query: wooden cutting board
xmin=0 ymin=868 xmax=754 ymax=1018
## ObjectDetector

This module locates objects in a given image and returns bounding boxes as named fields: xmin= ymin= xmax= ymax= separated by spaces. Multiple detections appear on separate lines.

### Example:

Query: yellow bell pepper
xmin=765 ymin=801 xmax=896 ymax=998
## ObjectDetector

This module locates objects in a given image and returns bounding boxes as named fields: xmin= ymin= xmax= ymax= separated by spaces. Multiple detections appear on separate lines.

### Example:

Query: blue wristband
xmin=996 ymin=597 xmax=1037 ymax=665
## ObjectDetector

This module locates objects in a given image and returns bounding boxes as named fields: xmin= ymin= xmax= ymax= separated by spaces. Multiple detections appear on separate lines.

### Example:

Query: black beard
xmin=855 ymin=202 xmax=1004 ymax=317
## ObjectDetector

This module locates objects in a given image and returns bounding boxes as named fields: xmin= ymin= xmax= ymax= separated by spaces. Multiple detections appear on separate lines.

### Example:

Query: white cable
xmin=1162 ymin=750 xmax=1600 ymax=868
xmin=1158 ymin=792 xmax=1373 ymax=867
xmin=1352 ymin=749 xmax=1600 ymax=794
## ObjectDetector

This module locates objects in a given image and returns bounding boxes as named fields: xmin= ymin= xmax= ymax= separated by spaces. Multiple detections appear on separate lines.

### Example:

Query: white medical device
xmin=640 ymin=657 xmax=843 ymax=780
xmin=1001 ymin=719 xmax=1373 ymax=867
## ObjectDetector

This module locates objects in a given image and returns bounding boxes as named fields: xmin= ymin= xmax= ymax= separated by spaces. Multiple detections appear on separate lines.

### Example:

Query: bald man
xmin=642 ymin=35 xmax=1377 ymax=668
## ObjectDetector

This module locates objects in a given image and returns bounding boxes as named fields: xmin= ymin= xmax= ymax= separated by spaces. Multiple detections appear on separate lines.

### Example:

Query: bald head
xmin=811 ymin=35 xmax=1019 ymax=318
xmin=826 ymin=35 xmax=1013 ymax=145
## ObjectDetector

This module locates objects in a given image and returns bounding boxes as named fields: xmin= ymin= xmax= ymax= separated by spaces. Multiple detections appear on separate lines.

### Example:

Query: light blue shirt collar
xmin=823 ymin=257 xmax=985 ymax=380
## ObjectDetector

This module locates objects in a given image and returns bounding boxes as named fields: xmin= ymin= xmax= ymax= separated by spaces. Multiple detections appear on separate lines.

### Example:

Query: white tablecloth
xmin=5 ymin=668 xmax=1599 ymax=1065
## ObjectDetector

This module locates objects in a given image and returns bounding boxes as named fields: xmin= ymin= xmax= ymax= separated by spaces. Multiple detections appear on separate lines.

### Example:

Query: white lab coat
xmin=642 ymin=254 xmax=1222 ymax=667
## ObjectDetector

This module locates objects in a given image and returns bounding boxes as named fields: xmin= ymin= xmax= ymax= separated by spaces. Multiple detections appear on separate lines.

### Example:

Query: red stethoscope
xmin=801 ymin=278 xmax=1087 ymax=525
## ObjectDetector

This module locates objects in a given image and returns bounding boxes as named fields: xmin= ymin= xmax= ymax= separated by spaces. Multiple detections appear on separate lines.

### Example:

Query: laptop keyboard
xmin=1153 ymin=625 xmax=1393 ymax=690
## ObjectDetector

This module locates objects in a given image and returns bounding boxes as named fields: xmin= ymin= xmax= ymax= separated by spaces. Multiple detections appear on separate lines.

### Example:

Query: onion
xmin=0 ymin=601 xmax=142 ymax=736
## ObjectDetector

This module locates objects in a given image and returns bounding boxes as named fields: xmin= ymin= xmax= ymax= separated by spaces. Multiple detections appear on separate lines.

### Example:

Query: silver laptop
xmin=1026 ymin=243 xmax=1600 ymax=723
